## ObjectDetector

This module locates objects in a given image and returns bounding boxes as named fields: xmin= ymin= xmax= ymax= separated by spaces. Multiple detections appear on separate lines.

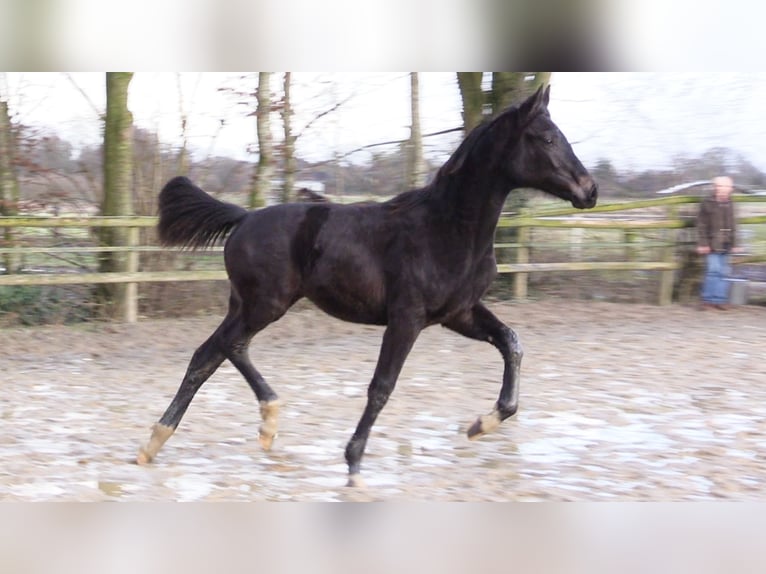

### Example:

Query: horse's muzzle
xmin=572 ymin=182 xmax=598 ymax=209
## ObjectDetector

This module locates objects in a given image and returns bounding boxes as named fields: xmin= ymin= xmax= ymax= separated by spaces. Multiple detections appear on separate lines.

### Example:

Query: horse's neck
xmin=439 ymin=174 xmax=510 ymax=248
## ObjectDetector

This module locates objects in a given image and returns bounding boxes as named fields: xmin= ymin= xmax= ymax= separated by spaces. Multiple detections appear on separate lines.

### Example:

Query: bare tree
xmin=456 ymin=72 xmax=485 ymax=133
xmin=176 ymin=72 xmax=189 ymax=175
xmin=457 ymin=72 xmax=551 ymax=134
xmin=250 ymin=72 xmax=273 ymax=208
xmin=490 ymin=72 xmax=550 ymax=111
xmin=0 ymin=82 xmax=21 ymax=273
xmin=219 ymin=73 xmax=357 ymax=203
xmin=406 ymin=72 xmax=426 ymax=189
xmin=280 ymin=72 xmax=296 ymax=203
xmin=99 ymin=72 xmax=135 ymax=319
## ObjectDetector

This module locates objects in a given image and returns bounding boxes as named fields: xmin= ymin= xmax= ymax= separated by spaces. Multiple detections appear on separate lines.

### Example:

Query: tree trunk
xmin=281 ymin=72 xmax=296 ymax=203
xmin=0 ymin=95 xmax=21 ymax=273
xmin=407 ymin=72 xmax=427 ymax=189
xmin=100 ymin=72 xmax=135 ymax=320
xmin=251 ymin=72 xmax=273 ymax=208
xmin=458 ymin=73 xmax=552 ymax=135
xmin=456 ymin=72 xmax=485 ymax=134
xmin=490 ymin=72 xmax=551 ymax=114
xmin=528 ymin=72 xmax=551 ymax=93
xmin=489 ymin=72 xmax=526 ymax=112
xmin=176 ymin=72 xmax=189 ymax=174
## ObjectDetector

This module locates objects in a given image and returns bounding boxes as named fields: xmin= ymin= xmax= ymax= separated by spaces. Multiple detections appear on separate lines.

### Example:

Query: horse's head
xmin=500 ymin=85 xmax=598 ymax=209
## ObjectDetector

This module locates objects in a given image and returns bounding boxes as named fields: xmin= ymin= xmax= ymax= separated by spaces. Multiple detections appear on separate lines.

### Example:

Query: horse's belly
xmin=302 ymin=247 xmax=388 ymax=324
xmin=307 ymin=286 xmax=387 ymax=325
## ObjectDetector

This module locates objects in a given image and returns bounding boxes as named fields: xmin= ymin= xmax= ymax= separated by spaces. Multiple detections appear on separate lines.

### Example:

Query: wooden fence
xmin=1 ymin=195 xmax=765 ymax=322
xmin=497 ymin=195 xmax=766 ymax=304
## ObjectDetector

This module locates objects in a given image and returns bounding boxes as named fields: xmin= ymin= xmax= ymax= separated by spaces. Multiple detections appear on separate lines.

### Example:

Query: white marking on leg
xmin=347 ymin=474 xmax=367 ymax=488
xmin=136 ymin=423 xmax=175 ymax=464
xmin=258 ymin=400 xmax=280 ymax=450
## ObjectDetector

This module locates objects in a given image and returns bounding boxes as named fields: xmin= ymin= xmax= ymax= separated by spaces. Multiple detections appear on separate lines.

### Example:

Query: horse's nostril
xmin=586 ymin=184 xmax=598 ymax=205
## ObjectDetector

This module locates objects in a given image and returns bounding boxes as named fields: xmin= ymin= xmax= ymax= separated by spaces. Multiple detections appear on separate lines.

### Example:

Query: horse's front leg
xmin=345 ymin=316 xmax=422 ymax=487
xmin=443 ymin=302 xmax=522 ymax=439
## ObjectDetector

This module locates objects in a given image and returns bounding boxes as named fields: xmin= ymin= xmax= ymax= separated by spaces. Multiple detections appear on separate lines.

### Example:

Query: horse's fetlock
xmin=345 ymin=438 xmax=365 ymax=471
xmin=497 ymin=402 xmax=518 ymax=420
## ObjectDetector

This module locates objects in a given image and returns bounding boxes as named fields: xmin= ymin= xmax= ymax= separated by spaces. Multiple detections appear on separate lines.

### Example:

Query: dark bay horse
xmin=137 ymin=86 xmax=597 ymax=487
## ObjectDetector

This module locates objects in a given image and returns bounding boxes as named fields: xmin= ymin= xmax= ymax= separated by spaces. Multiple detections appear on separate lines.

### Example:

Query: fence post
xmin=514 ymin=224 xmax=529 ymax=300
xmin=124 ymin=225 xmax=139 ymax=323
xmin=570 ymin=227 xmax=583 ymax=260
xmin=624 ymin=229 xmax=636 ymax=261
xmin=658 ymin=205 xmax=679 ymax=305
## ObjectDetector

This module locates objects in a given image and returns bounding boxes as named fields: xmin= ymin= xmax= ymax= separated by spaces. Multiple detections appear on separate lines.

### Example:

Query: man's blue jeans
xmin=701 ymin=252 xmax=731 ymax=304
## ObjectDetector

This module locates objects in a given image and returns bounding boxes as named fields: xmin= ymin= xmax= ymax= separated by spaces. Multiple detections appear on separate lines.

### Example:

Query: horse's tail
xmin=157 ymin=176 xmax=248 ymax=249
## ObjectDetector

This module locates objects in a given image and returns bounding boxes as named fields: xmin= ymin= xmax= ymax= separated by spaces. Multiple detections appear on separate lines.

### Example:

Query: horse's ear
xmin=518 ymin=84 xmax=549 ymax=121
xmin=542 ymin=84 xmax=551 ymax=106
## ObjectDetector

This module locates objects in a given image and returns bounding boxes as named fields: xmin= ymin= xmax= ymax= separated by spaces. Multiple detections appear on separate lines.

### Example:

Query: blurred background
xmin=4 ymin=72 xmax=766 ymax=201
xmin=2 ymin=72 xmax=766 ymax=325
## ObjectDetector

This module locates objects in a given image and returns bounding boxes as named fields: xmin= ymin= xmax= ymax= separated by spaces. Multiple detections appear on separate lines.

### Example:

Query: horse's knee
xmin=510 ymin=337 xmax=523 ymax=364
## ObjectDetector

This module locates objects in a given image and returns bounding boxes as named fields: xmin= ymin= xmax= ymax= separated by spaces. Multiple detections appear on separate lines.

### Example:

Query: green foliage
xmin=0 ymin=285 xmax=94 ymax=326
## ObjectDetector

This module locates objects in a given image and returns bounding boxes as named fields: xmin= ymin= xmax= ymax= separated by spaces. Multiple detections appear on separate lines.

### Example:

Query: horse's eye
xmin=543 ymin=135 xmax=554 ymax=145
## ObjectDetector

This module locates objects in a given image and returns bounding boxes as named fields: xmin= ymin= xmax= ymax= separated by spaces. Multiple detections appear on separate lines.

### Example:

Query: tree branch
xmin=64 ymin=73 xmax=104 ymax=121
xmin=296 ymin=93 xmax=356 ymax=140
xmin=305 ymin=127 xmax=463 ymax=169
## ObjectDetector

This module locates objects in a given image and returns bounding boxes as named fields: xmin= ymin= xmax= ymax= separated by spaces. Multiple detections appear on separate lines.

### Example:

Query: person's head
xmin=713 ymin=176 xmax=734 ymax=201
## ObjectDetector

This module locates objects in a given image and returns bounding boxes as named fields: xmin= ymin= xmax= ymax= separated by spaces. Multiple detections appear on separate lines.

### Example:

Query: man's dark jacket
xmin=697 ymin=197 xmax=737 ymax=253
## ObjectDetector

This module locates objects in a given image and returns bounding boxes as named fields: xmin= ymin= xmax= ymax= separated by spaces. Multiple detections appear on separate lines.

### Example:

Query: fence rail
xmin=2 ymin=196 xmax=766 ymax=321
xmin=0 ymin=216 xmax=223 ymax=322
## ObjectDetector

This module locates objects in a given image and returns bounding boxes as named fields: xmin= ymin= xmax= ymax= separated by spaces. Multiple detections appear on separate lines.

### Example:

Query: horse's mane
xmin=383 ymin=186 xmax=433 ymax=213
xmin=431 ymin=103 xmax=527 ymax=187
xmin=435 ymin=120 xmax=494 ymax=180
xmin=382 ymin=112 xmax=510 ymax=215
xmin=383 ymin=100 xmax=539 ymax=214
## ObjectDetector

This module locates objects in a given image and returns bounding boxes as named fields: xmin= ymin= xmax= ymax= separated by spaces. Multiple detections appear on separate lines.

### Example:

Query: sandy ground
xmin=1 ymin=298 xmax=765 ymax=501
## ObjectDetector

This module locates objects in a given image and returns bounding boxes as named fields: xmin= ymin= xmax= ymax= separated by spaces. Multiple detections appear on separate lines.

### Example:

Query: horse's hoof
xmin=346 ymin=474 xmax=367 ymax=488
xmin=467 ymin=418 xmax=485 ymax=440
xmin=136 ymin=449 xmax=152 ymax=465
xmin=136 ymin=423 xmax=174 ymax=464
xmin=467 ymin=411 xmax=501 ymax=440
xmin=258 ymin=432 xmax=276 ymax=451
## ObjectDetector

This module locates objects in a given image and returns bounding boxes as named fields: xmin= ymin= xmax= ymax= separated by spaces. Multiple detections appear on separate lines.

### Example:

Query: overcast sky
xmin=3 ymin=72 xmax=766 ymax=174
xmin=552 ymin=72 xmax=766 ymax=173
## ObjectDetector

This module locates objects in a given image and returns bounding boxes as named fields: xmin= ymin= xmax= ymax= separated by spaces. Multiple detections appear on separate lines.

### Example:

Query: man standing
xmin=696 ymin=176 xmax=741 ymax=310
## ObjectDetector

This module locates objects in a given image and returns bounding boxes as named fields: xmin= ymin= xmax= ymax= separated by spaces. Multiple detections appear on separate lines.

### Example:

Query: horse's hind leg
xmin=443 ymin=302 xmax=522 ymax=439
xmin=223 ymin=304 xmax=284 ymax=451
xmin=136 ymin=299 xmax=286 ymax=464
xmin=230 ymin=349 xmax=280 ymax=451
xmin=136 ymin=318 xmax=231 ymax=464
